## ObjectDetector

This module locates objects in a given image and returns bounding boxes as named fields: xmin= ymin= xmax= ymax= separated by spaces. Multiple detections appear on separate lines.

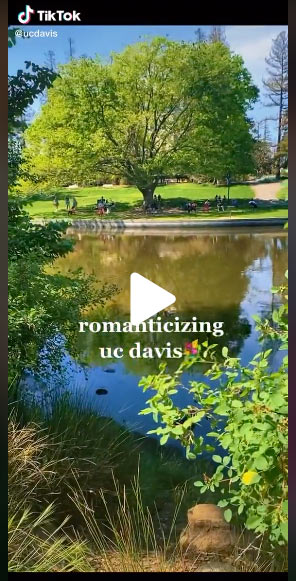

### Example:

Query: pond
xmin=26 ymin=226 xmax=288 ymax=443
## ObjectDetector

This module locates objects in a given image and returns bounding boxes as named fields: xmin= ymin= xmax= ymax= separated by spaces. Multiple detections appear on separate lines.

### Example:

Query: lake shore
xmin=33 ymin=217 xmax=288 ymax=230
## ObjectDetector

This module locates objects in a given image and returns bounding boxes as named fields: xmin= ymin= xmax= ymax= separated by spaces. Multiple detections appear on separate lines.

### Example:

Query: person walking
xmin=53 ymin=195 xmax=59 ymax=211
xmin=65 ymin=195 xmax=70 ymax=211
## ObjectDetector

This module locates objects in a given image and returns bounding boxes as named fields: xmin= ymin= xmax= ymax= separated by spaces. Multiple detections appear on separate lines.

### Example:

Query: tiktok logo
xmin=18 ymin=5 xmax=35 ymax=24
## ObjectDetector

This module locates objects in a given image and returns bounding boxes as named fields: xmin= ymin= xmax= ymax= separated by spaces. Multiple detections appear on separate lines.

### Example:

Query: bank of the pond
xmin=33 ymin=217 xmax=287 ymax=230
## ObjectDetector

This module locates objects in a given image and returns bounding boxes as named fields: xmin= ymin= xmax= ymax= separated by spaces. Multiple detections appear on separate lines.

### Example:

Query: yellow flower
xmin=242 ymin=471 xmax=259 ymax=485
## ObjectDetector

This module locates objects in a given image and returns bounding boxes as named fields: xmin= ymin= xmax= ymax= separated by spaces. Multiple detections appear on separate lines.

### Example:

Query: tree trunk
xmin=140 ymin=186 xmax=156 ymax=205
xmin=275 ymin=89 xmax=283 ymax=180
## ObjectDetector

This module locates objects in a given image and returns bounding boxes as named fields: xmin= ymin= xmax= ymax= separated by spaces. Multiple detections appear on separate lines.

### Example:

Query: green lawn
xmin=277 ymin=179 xmax=288 ymax=201
xmin=25 ymin=182 xmax=288 ymax=221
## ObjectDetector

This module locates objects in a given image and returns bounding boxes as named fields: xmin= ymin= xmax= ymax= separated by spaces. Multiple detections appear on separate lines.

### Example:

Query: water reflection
xmin=42 ymin=227 xmax=288 ymax=437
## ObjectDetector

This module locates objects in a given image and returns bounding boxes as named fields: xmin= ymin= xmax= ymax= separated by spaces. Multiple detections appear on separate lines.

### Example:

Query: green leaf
xmin=220 ymin=433 xmax=232 ymax=448
xmin=223 ymin=456 xmax=231 ymax=466
xmin=245 ymin=514 xmax=262 ymax=530
xmin=214 ymin=403 xmax=228 ymax=416
xmin=254 ymin=455 xmax=269 ymax=471
xmin=160 ymin=434 xmax=169 ymax=445
xmin=187 ymin=452 xmax=196 ymax=460
xmin=213 ymin=455 xmax=222 ymax=463
xmin=217 ymin=499 xmax=228 ymax=507
xmin=280 ymin=521 xmax=288 ymax=541
xmin=172 ymin=424 xmax=184 ymax=435
xmin=252 ymin=315 xmax=261 ymax=323
xmin=224 ymin=509 xmax=232 ymax=523
xmin=222 ymin=346 xmax=228 ymax=358
xmin=238 ymin=504 xmax=245 ymax=515
xmin=139 ymin=408 xmax=153 ymax=415
xmin=194 ymin=481 xmax=204 ymax=487
xmin=232 ymin=400 xmax=243 ymax=408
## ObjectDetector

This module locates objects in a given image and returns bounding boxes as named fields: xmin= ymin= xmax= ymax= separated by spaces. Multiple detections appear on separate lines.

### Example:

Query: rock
xmin=180 ymin=504 xmax=236 ymax=555
xmin=95 ymin=388 xmax=108 ymax=395
xmin=196 ymin=561 xmax=238 ymax=572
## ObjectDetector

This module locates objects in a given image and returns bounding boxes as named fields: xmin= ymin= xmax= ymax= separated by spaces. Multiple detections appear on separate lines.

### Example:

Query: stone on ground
xmin=180 ymin=503 xmax=236 ymax=555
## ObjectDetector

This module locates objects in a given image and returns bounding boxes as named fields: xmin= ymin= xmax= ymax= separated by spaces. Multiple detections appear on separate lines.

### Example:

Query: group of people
xmin=143 ymin=194 xmax=162 ymax=213
xmin=185 ymin=195 xmax=227 ymax=213
xmin=52 ymin=190 xmax=258 ymax=217
xmin=186 ymin=201 xmax=197 ymax=213
xmin=215 ymin=194 xmax=227 ymax=212
xmin=96 ymin=196 xmax=115 ymax=215
xmin=53 ymin=195 xmax=78 ymax=214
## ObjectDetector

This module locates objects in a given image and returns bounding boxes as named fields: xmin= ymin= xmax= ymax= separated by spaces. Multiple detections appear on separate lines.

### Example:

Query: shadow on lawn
xmin=29 ymin=194 xmax=287 ymax=220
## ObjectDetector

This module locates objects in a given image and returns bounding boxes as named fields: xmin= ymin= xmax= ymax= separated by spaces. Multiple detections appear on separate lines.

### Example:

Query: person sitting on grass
xmin=203 ymin=200 xmax=210 ymax=212
xmin=96 ymin=200 xmax=105 ymax=215
xmin=249 ymin=200 xmax=258 ymax=209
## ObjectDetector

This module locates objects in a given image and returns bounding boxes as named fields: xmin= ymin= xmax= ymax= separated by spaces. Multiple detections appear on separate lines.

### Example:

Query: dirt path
xmin=251 ymin=182 xmax=281 ymax=200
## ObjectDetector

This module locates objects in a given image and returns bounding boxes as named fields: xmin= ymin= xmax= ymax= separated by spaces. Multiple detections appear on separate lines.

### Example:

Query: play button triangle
xmin=130 ymin=273 xmax=176 ymax=326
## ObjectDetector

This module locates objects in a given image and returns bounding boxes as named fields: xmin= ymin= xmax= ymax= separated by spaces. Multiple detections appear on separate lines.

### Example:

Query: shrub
xmin=139 ymin=274 xmax=288 ymax=546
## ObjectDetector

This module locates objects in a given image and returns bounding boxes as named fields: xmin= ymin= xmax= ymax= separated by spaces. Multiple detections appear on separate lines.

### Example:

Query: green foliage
xmin=8 ymin=62 xmax=57 ymax=134
xmin=23 ymin=38 xmax=258 ymax=199
xmin=139 ymin=278 xmax=288 ymax=546
xmin=253 ymin=140 xmax=273 ymax=177
xmin=8 ymin=61 xmax=57 ymax=189
xmin=8 ymin=199 xmax=117 ymax=385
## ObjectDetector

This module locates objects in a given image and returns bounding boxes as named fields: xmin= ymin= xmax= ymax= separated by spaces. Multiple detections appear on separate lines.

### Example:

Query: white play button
xmin=130 ymin=273 xmax=176 ymax=326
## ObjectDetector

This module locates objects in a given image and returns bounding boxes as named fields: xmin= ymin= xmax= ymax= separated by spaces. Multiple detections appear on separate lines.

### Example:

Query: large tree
xmin=23 ymin=38 xmax=258 ymax=203
xmin=8 ymin=61 xmax=56 ymax=189
xmin=263 ymin=31 xmax=288 ymax=179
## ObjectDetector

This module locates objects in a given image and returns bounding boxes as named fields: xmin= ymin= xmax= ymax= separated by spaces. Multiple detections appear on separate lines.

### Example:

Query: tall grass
xmin=13 ymin=394 xmax=209 ymax=522
xmin=69 ymin=472 xmax=185 ymax=572
xmin=8 ymin=505 xmax=91 ymax=572
xmin=8 ymin=404 xmax=286 ymax=572
xmin=8 ymin=418 xmax=91 ymax=572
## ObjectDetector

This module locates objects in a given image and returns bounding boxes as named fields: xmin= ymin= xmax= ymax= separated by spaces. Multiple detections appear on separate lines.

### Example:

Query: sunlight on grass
xmin=24 ymin=183 xmax=287 ymax=222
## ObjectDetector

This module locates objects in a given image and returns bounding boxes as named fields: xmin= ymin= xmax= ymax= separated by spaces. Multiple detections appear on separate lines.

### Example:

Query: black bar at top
xmin=8 ymin=1 xmax=288 ymax=26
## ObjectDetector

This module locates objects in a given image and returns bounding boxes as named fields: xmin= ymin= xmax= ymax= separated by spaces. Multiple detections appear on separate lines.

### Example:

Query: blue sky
xmin=8 ymin=25 xmax=288 ymax=143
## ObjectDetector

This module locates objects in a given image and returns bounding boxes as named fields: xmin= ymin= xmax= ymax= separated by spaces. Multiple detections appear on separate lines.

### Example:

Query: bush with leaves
xmin=8 ymin=199 xmax=117 ymax=387
xmin=139 ymin=274 xmax=288 ymax=546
